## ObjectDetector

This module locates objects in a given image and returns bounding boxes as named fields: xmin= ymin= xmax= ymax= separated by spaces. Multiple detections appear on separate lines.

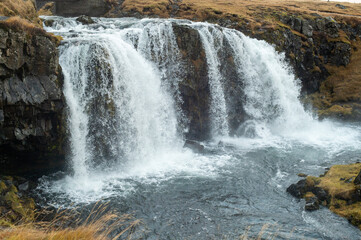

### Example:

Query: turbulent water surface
xmin=36 ymin=17 xmax=361 ymax=239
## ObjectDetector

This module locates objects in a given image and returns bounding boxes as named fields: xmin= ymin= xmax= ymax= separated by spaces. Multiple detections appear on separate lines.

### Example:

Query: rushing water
xmin=36 ymin=17 xmax=361 ymax=239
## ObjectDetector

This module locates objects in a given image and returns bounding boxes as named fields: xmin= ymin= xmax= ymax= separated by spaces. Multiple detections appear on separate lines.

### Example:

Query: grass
xmin=117 ymin=0 xmax=361 ymax=27
xmin=37 ymin=2 xmax=55 ymax=16
xmin=302 ymin=164 xmax=361 ymax=229
xmin=0 ymin=202 xmax=142 ymax=240
xmin=0 ymin=0 xmax=41 ymax=25
xmin=0 ymin=16 xmax=46 ymax=35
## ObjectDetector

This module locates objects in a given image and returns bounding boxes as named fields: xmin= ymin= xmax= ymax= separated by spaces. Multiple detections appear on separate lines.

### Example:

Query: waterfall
xmin=191 ymin=23 xmax=230 ymax=137
xmin=222 ymin=29 xmax=312 ymax=137
xmin=47 ymin=17 xmax=319 ymax=178
xmin=38 ymin=16 xmax=361 ymax=205
xmin=58 ymin=21 xmax=182 ymax=178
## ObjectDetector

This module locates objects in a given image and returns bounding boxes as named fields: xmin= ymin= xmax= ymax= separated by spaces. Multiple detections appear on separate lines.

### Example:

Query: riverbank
xmin=288 ymin=163 xmax=361 ymax=229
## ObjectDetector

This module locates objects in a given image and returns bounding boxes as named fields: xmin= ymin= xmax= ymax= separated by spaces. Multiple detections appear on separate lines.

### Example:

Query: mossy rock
xmin=0 ymin=181 xmax=7 ymax=194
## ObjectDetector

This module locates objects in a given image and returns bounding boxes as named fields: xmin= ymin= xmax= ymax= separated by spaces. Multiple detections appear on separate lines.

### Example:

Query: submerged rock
xmin=183 ymin=139 xmax=205 ymax=153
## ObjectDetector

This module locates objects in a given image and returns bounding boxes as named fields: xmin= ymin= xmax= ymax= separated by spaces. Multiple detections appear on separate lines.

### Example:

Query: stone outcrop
xmin=173 ymin=23 xmax=244 ymax=140
xmin=0 ymin=24 xmax=65 ymax=175
xmin=288 ymin=164 xmax=361 ymax=229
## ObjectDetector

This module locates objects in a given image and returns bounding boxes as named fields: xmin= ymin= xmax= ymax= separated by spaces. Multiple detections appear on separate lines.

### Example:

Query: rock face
xmin=0 ymin=26 xmax=65 ymax=175
xmin=173 ymin=24 xmax=244 ymax=140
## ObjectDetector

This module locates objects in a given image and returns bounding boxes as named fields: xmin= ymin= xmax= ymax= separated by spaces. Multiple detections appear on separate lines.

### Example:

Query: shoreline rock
xmin=287 ymin=163 xmax=361 ymax=229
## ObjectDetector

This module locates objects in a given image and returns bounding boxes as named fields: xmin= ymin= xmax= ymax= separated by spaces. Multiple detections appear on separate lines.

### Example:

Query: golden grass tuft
xmin=317 ymin=163 xmax=361 ymax=199
xmin=38 ymin=2 xmax=55 ymax=16
xmin=0 ymin=0 xmax=41 ymax=25
xmin=0 ymin=202 xmax=142 ymax=240
xmin=0 ymin=16 xmax=46 ymax=35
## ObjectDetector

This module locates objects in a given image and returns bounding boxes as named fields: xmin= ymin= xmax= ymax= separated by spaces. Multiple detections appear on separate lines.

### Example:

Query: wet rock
xmin=76 ymin=15 xmax=95 ymax=25
xmin=43 ymin=19 xmax=55 ymax=27
xmin=184 ymin=139 xmax=205 ymax=153
xmin=312 ymin=187 xmax=329 ymax=202
xmin=298 ymin=173 xmax=307 ymax=178
xmin=287 ymin=179 xmax=307 ymax=198
xmin=305 ymin=196 xmax=319 ymax=211
xmin=172 ymin=24 xmax=211 ymax=140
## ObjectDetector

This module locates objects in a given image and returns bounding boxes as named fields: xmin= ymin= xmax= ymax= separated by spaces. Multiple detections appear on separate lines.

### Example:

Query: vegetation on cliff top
xmin=0 ymin=0 xmax=41 ymax=25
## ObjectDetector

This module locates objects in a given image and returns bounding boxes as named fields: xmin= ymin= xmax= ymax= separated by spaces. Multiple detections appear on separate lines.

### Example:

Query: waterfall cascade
xmin=40 ymin=17 xmax=361 ymax=202
xmin=36 ymin=17 xmax=361 ymax=239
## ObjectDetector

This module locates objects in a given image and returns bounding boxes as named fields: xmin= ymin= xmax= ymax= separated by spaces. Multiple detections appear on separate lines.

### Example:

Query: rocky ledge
xmin=0 ymin=19 xmax=66 ymax=175
xmin=288 ymin=163 xmax=361 ymax=229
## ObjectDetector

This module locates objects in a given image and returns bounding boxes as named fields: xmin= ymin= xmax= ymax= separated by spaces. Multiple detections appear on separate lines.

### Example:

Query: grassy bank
xmin=296 ymin=164 xmax=361 ymax=229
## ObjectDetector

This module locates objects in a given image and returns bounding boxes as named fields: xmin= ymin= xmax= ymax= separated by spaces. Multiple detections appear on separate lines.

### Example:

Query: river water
xmin=35 ymin=17 xmax=361 ymax=239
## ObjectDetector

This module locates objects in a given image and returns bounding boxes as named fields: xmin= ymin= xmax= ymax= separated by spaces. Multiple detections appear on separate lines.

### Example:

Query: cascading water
xmin=36 ymin=17 xmax=361 ymax=239
xmin=191 ymin=24 xmax=230 ymax=137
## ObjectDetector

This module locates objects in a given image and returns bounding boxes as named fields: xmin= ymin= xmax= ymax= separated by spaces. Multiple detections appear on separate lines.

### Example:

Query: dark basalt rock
xmin=287 ymin=179 xmax=307 ymax=198
xmin=0 ymin=27 xmax=65 ymax=175
xmin=76 ymin=15 xmax=95 ymax=25
xmin=183 ymin=139 xmax=205 ymax=153
xmin=172 ymin=24 xmax=211 ymax=140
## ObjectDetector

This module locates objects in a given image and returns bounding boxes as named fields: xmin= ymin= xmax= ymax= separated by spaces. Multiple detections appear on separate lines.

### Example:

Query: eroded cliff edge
xmin=0 ymin=19 xmax=65 ymax=175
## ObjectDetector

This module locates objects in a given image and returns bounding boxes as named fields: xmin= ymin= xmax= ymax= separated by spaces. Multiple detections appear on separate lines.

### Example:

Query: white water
xmin=192 ymin=23 xmax=230 ymax=137
xmin=39 ymin=17 xmax=361 ymax=205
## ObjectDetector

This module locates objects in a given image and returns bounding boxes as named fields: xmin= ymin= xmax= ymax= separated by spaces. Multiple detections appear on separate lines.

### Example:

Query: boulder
xmin=183 ymin=139 xmax=205 ymax=153
xmin=76 ymin=15 xmax=95 ymax=25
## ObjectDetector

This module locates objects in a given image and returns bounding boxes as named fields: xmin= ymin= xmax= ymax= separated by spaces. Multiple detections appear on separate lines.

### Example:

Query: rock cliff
xmin=0 ymin=21 xmax=65 ymax=175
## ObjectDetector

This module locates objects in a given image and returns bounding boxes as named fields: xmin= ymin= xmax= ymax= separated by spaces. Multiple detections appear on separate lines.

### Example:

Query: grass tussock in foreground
xmin=0 ymin=203 xmax=142 ymax=240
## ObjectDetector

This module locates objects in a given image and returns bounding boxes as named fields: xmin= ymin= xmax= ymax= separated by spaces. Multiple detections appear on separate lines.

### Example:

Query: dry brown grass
xmin=0 ymin=203 xmax=142 ymax=240
xmin=0 ymin=16 xmax=46 ymax=34
xmin=38 ymin=2 xmax=55 ymax=16
xmin=0 ymin=0 xmax=41 ymax=25
xmin=119 ymin=0 xmax=361 ymax=25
